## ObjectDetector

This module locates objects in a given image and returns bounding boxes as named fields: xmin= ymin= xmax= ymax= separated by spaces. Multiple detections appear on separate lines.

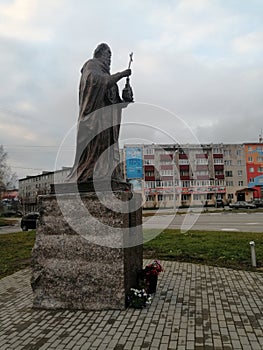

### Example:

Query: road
xmin=0 ymin=222 xmax=21 ymax=234
xmin=1 ymin=212 xmax=263 ymax=234
xmin=143 ymin=211 xmax=263 ymax=232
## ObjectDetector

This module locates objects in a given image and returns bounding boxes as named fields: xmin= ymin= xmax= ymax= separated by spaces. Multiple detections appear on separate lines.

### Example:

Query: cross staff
xmin=128 ymin=52 xmax=133 ymax=69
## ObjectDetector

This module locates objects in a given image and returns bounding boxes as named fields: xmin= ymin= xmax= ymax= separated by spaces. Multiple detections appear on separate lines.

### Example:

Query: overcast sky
xmin=1 ymin=0 xmax=263 ymax=179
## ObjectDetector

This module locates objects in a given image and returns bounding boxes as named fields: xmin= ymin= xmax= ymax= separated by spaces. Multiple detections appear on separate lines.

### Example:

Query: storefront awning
xmin=235 ymin=187 xmax=257 ymax=194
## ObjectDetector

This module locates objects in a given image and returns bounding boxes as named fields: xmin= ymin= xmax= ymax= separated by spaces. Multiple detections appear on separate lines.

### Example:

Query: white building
xmin=19 ymin=167 xmax=71 ymax=213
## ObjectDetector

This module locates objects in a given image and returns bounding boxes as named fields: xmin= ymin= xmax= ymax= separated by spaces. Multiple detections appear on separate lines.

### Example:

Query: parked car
xmin=20 ymin=212 xmax=39 ymax=231
xmin=229 ymin=201 xmax=256 ymax=209
xmin=252 ymin=199 xmax=263 ymax=208
xmin=215 ymin=199 xmax=224 ymax=208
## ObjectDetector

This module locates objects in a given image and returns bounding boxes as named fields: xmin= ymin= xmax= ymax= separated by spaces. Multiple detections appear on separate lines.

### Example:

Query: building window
xmin=249 ymin=167 xmax=254 ymax=173
xmin=237 ymin=149 xmax=242 ymax=156
xmin=248 ymin=156 xmax=253 ymax=162
xmin=144 ymin=159 xmax=154 ymax=165
xmin=181 ymin=194 xmax=190 ymax=201
xmin=163 ymin=180 xmax=173 ymax=187
xmin=257 ymin=157 xmax=263 ymax=162
xmin=193 ymin=194 xmax=202 ymax=200
xmin=196 ymin=158 xmax=208 ymax=165
xmin=196 ymin=171 xmax=209 ymax=175
xmin=224 ymin=160 xmax=232 ymax=166
xmin=226 ymin=181 xmax=234 ymax=186
xmin=249 ymin=178 xmax=254 ymax=183
xmin=179 ymin=159 xmax=189 ymax=165
xmin=217 ymin=180 xmax=225 ymax=186
xmin=144 ymin=148 xmax=154 ymax=155
xmin=215 ymin=171 xmax=224 ymax=175
xmin=228 ymin=193 xmax=234 ymax=199
xmin=160 ymin=160 xmax=172 ymax=165
xmin=237 ymin=170 xmax=243 ymax=176
xmin=225 ymin=171 xmax=233 ymax=177
xmin=145 ymin=181 xmax=155 ymax=188
xmin=158 ymin=194 xmax=163 ymax=201
xmin=214 ymin=158 xmax=223 ymax=164
xmin=160 ymin=170 xmax=173 ymax=176
xmin=224 ymin=149 xmax=231 ymax=156
xmin=237 ymin=160 xmax=242 ymax=165
xmin=238 ymin=181 xmax=243 ymax=186
xmin=258 ymin=167 xmax=263 ymax=172
xmin=206 ymin=193 xmax=213 ymax=200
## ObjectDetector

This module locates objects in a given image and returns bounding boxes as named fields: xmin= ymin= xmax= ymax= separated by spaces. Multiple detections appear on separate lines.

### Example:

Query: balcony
xmin=215 ymin=175 xmax=225 ymax=180
xmin=160 ymin=175 xmax=173 ymax=181
xmin=145 ymin=176 xmax=155 ymax=181
xmin=180 ymin=165 xmax=189 ymax=171
xmin=160 ymin=165 xmax=173 ymax=170
xmin=196 ymin=165 xmax=209 ymax=171
xmin=196 ymin=175 xmax=210 ymax=180
xmin=180 ymin=175 xmax=190 ymax=180
xmin=179 ymin=154 xmax=188 ymax=159
xmin=160 ymin=154 xmax=173 ymax=161
xmin=214 ymin=165 xmax=224 ymax=171
xmin=144 ymin=165 xmax=154 ymax=172
xmin=196 ymin=153 xmax=208 ymax=158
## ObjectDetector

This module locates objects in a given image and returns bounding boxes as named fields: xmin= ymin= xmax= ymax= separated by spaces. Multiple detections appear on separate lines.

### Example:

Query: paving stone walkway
xmin=0 ymin=261 xmax=263 ymax=350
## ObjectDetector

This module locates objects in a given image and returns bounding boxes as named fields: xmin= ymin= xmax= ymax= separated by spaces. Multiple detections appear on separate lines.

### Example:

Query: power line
xmin=2 ymin=145 xmax=74 ymax=149
xmin=9 ymin=166 xmax=45 ymax=171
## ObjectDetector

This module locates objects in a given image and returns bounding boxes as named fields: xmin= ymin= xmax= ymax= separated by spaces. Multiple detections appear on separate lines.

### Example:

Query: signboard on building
xmin=125 ymin=147 xmax=143 ymax=179
xmin=181 ymin=186 xmax=226 ymax=194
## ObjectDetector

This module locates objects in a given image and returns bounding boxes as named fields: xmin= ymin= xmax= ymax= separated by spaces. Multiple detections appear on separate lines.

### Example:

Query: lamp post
xmin=173 ymin=147 xmax=178 ymax=211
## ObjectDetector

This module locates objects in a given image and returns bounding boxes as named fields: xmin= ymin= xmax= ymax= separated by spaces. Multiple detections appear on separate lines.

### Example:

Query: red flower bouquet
xmin=145 ymin=260 xmax=163 ymax=276
xmin=144 ymin=260 xmax=163 ymax=294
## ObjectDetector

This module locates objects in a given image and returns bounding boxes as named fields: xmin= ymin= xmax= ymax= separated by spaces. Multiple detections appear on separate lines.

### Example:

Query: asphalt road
xmin=143 ymin=211 xmax=263 ymax=232
xmin=0 ymin=222 xmax=21 ymax=234
xmin=1 ymin=212 xmax=263 ymax=234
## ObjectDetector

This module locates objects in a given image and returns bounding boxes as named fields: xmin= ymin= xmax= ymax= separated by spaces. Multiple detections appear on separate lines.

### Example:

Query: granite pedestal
xmin=31 ymin=186 xmax=143 ymax=310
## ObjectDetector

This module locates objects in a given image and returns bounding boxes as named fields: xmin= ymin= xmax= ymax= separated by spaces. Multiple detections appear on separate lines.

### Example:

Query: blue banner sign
xmin=125 ymin=147 xmax=143 ymax=179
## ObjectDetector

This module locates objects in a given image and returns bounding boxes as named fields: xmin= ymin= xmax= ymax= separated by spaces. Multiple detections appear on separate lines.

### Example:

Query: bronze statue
xmin=67 ymin=43 xmax=133 ymax=183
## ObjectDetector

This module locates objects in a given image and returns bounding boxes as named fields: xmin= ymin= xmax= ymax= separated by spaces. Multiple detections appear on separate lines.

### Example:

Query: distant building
xmin=19 ymin=167 xmax=71 ymax=213
xmin=18 ymin=141 xmax=263 ymax=212
xmin=222 ymin=144 xmax=248 ymax=202
xmin=123 ymin=142 xmax=259 ymax=208
xmin=245 ymin=142 xmax=263 ymax=198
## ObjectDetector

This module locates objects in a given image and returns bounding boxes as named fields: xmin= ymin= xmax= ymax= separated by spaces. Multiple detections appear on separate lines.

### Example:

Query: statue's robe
xmin=67 ymin=58 xmax=124 ymax=183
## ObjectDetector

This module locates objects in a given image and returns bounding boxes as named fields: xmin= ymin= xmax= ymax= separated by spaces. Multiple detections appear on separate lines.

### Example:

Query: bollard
xmin=249 ymin=241 xmax=257 ymax=267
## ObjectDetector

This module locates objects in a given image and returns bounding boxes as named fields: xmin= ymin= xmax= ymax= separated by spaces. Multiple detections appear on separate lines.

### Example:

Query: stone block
xmin=31 ymin=190 xmax=143 ymax=310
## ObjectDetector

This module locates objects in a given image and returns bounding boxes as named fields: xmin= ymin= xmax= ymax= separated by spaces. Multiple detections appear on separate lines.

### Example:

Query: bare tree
xmin=0 ymin=145 xmax=18 ymax=190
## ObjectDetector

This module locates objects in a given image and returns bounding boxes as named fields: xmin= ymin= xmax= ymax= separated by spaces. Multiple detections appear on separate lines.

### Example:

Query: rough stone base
xmin=31 ymin=190 xmax=143 ymax=310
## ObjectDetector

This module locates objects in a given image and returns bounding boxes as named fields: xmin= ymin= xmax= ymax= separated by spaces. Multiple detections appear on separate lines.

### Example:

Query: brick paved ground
xmin=0 ymin=261 xmax=263 ymax=350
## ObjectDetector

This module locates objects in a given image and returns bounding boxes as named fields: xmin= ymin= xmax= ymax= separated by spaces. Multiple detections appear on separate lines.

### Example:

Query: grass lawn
xmin=0 ymin=229 xmax=263 ymax=279
xmin=0 ymin=231 xmax=36 ymax=279
xmin=143 ymin=229 xmax=263 ymax=271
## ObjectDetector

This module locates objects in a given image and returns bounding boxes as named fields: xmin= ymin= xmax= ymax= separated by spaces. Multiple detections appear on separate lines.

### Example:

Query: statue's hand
xmin=122 ymin=69 xmax=132 ymax=78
